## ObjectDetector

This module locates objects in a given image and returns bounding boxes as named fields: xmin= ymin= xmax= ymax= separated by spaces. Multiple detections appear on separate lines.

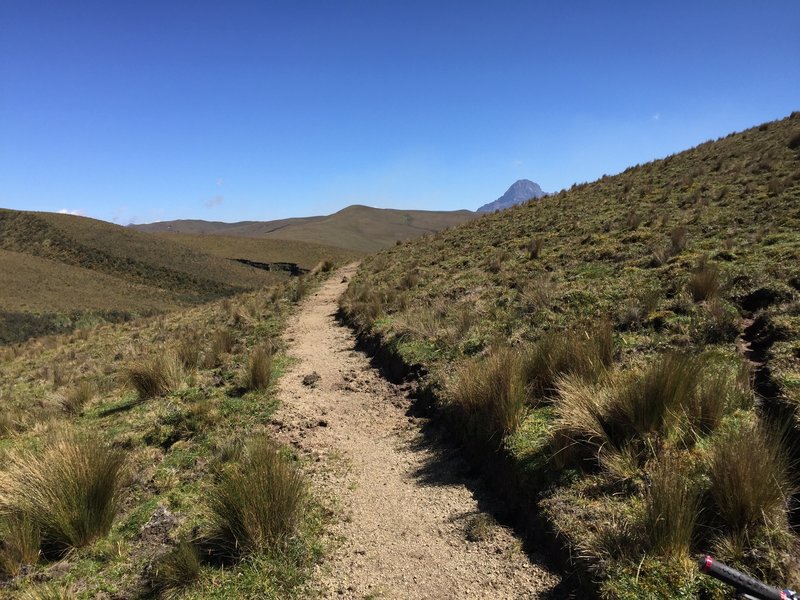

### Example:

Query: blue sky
xmin=1 ymin=1 xmax=798 ymax=224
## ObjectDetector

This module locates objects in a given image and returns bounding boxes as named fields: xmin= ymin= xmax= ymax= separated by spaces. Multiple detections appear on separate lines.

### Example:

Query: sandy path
xmin=271 ymin=265 xmax=559 ymax=599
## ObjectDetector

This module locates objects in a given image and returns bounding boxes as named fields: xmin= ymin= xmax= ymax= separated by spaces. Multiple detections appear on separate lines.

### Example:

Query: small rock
xmin=302 ymin=372 xmax=321 ymax=387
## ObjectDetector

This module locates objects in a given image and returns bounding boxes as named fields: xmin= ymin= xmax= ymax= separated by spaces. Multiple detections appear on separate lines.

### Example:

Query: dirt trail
xmin=271 ymin=265 xmax=559 ymax=599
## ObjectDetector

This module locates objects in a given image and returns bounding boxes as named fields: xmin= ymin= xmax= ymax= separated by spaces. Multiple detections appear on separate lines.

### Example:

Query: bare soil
xmin=271 ymin=265 xmax=559 ymax=599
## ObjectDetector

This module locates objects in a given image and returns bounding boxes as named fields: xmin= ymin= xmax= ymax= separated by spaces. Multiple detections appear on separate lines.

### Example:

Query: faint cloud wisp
xmin=204 ymin=195 xmax=224 ymax=209
xmin=58 ymin=208 xmax=83 ymax=216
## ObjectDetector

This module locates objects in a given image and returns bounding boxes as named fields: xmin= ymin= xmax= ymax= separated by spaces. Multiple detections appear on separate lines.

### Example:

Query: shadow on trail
xmin=339 ymin=319 xmax=582 ymax=598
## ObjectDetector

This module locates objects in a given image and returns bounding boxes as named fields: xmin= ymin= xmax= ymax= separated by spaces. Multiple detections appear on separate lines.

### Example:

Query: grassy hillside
xmin=152 ymin=233 xmax=361 ymax=270
xmin=134 ymin=204 xmax=477 ymax=253
xmin=340 ymin=113 xmax=800 ymax=597
xmin=0 ymin=272 xmax=330 ymax=598
xmin=0 ymin=210 xmax=274 ymax=297
xmin=0 ymin=209 xmax=352 ymax=343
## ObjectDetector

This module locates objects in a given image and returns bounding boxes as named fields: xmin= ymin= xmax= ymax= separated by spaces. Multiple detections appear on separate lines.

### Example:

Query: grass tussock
xmin=245 ymin=346 xmax=273 ymax=391
xmin=124 ymin=351 xmax=183 ymax=400
xmin=448 ymin=347 xmax=527 ymax=444
xmin=147 ymin=541 xmax=201 ymax=599
xmin=207 ymin=436 xmax=305 ymax=560
xmin=644 ymin=453 xmax=700 ymax=558
xmin=287 ymin=278 xmax=309 ymax=303
xmin=310 ymin=259 xmax=335 ymax=276
xmin=610 ymin=353 xmax=705 ymax=439
xmin=20 ymin=584 xmax=77 ymax=600
xmin=710 ymin=419 xmax=792 ymax=533
xmin=0 ymin=431 xmax=127 ymax=556
xmin=553 ymin=353 xmax=752 ymax=464
xmin=206 ymin=328 xmax=235 ymax=367
xmin=688 ymin=259 xmax=721 ymax=302
xmin=0 ymin=512 xmax=41 ymax=578
xmin=523 ymin=321 xmax=614 ymax=402
xmin=527 ymin=236 xmax=544 ymax=259
xmin=176 ymin=329 xmax=202 ymax=369
xmin=60 ymin=380 xmax=94 ymax=415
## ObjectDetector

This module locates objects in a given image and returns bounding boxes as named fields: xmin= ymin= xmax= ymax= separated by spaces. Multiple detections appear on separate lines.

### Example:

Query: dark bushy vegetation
xmin=147 ymin=541 xmax=201 ymax=599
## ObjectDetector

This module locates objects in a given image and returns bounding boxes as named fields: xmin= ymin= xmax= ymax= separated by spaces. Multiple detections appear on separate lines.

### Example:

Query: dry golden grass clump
xmin=449 ymin=347 xmax=527 ymax=443
xmin=687 ymin=258 xmax=721 ymax=302
xmin=644 ymin=453 xmax=700 ymax=558
xmin=19 ymin=584 xmax=76 ymax=600
xmin=552 ymin=353 xmax=753 ymax=461
xmin=60 ymin=380 xmax=95 ymax=415
xmin=709 ymin=418 xmax=792 ymax=534
xmin=206 ymin=435 xmax=306 ymax=560
xmin=124 ymin=351 xmax=184 ymax=399
xmin=0 ymin=431 xmax=127 ymax=556
xmin=175 ymin=328 xmax=202 ymax=369
xmin=206 ymin=327 xmax=235 ymax=367
xmin=0 ymin=512 xmax=41 ymax=578
xmin=245 ymin=346 xmax=273 ymax=391
xmin=522 ymin=322 xmax=613 ymax=402
xmin=310 ymin=259 xmax=335 ymax=276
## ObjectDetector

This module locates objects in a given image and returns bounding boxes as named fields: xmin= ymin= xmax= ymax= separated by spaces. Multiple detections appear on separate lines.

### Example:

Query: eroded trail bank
xmin=271 ymin=265 xmax=559 ymax=599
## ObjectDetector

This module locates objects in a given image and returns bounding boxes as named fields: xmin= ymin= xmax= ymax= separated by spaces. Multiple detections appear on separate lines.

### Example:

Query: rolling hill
xmin=340 ymin=113 xmax=800 ymax=597
xmin=133 ymin=204 xmax=477 ymax=253
xmin=0 ymin=209 xmax=355 ymax=343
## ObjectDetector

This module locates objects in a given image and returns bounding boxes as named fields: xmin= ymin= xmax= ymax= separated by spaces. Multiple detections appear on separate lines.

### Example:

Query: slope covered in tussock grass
xmin=341 ymin=113 xmax=800 ymax=598
xmin=0 ymin=272 xmax=331 ymax=598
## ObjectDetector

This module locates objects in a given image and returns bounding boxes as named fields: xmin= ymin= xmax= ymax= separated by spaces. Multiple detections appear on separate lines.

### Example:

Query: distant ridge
xmin=477 ymin=179 xmax=546 ymax=212
xmin=133 ymin=204 xmax=476 ymax=253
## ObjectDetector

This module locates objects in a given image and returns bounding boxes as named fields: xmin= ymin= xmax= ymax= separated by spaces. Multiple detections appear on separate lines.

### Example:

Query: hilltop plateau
xmin=341 ymin=113 xmax=800 ymax=598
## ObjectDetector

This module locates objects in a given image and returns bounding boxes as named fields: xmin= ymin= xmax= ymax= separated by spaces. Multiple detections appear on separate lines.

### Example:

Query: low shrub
xmin=124 ymin=352 xmax=183 ymax=400
xmin=206 ymin=436 xmax=305 ymax=560
xmin=0 ymin=431 xmax=127 ymax=556
xmin=448 ymin=347 xmax=527 ymax=444
xmin=245 ymin=346 xmax=273 ymax=391
xmin=147 ymin=541 xmax=201 ymax=599
xmin=788 ymin=130 xmax=800 ymax=150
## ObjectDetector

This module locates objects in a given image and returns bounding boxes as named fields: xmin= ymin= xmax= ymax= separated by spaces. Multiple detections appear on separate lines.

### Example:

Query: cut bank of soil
xmin=271 ymin=265 xmax=559 ymax=599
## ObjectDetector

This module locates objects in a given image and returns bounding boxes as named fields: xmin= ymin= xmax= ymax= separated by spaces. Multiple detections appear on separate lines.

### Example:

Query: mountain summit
xmin=477 ymin=179 xmax=546 ymax=212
